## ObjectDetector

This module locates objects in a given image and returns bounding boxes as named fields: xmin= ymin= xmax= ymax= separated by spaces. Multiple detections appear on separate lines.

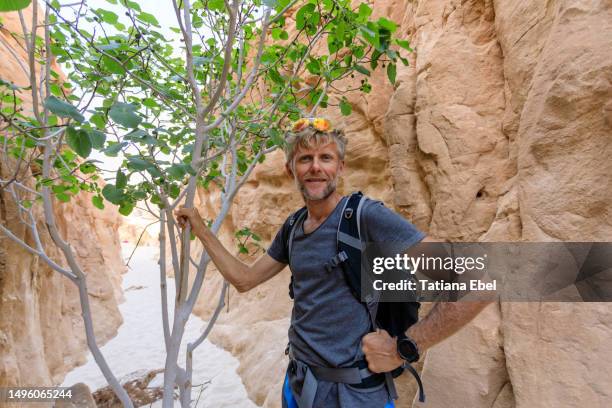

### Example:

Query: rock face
xmin=0 ymin=9 xmax=125 ymax=388
xmin=193 ymin=0 xmax=612 ymax=407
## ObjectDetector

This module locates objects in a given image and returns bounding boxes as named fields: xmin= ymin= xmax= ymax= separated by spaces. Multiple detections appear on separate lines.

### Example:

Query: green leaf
xmin=296 ymin=3 xmax=315 ymax=30
xmin=138 ymin=12 xmax=160 ymax=27
xmin=52 ymin=185 xmax=66 ymax=194
xmin=377 ymin=17 xmax=397 ymax=33
xmin=116 ymin=170 xmax=127 ymax=189
xmin=327 ymin=35 xmax=341 ymax=54
xmin=0 ymin=0 xmax=31 ymax=12
xmin=166 ymin=162 xmax=193 ymax=179
xmin=168 ymin=184 xmax=180 ymax=199
xmin=387 ymin=62 xmax=397 ymax=85
xmin=124 ymin=129 xmax=147 ymax=141
xmin=90 ymin=113 xmax=106 ymax=129
xmin=44 ymin=96 xmax=84 ymax=123
xmin=127 ymin=156 xmax=152 ymax=171
xmin=370 ymin=49 xmax=382 ymax=69
xmin=360 ymin=82 xmax=372 ymax=93
xmin=359 ymin=24 xmax=379 ymax=49
xmin=142 ymin=136 xmax=158 ymax=145
xmin=103 ymin=141 xmax=127 ymax=156
xmin=56 ymin=192 xmax=71 ymax=203
xmin=66 ymin=127 xmax=92 ymax=158
xmin=88 ymin=129 xmax=106 ymax=149
xmin=109 ymin=102 xmax=142 ymax=128
xmin=166 ymin=164 xmax=186 ymax=179
xmin=208 ymin=0 xmax=224 ymax=11
xmin=146 ymin=166 xmax=162 ymax=178
xmin=306 ymin=58 xmax=321 ymax=75
xmin=354 ymin=65 xmax=370 ymax=76
xmin=357 ymin=3 xmax=372 ymax=22
xmin=50 ymin=83 xmax=62 ymax=97
xmin=387 ymin=49 xmax=398 ymax=61
xmin=101 ymin=55 xmax=125 ymax=74
xmin=124 ymin=0 xmax=141 ymax=12
xmin=395 ymin=39 xmax=413 ymax=51
xmin=79 ymin=162 xmax=98 ymax=174
xmin=271 ymin=28 xmax=288 ymax=41
xmin=151 ymin=194 xmax=162 ymax=206
xmin=267 ymin=128 xmax=283 ymax=146
xmin=353 ymin=46 xmax=365 ymax=59
xmin=92 ymin=195 xmax=105 ymax=210
xmin=98 ymin=42 xmax=122 ymax=51
xmin=102 ymin=184 xmax=125 ymax=205
xmin=339 ymin=98 xmax=352 ymax=116
xmin=142 ymin=98 xmax=157 ymax=108
xmin=268 ymin=68 xmax=284 ymax=84
xmin=133 ymin=190 xmax=147 ymax=200
xmin=118 ymin=201 xmax=135 ymax=216
xmin=96 ymin=9 xmax=118 ymax=24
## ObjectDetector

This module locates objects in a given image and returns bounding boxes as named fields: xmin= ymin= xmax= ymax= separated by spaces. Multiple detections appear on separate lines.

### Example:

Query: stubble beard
xmin=298 ymin=177 xmax=337 ymax=202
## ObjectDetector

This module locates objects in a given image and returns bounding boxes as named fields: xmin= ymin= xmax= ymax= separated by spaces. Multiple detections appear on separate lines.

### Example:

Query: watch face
xmin=398 ymin=338 xmax=419 ymax=362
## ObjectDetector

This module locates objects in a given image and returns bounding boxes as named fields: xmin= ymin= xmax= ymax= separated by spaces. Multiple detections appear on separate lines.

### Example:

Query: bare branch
xmin=309 ymin=81 xmax=329 ymax=117
xmin=200 ymin=0 xmax=240 ymax=119
xmin=159 ymin=211 xmax=171 ymax=352
xmin=202 ymin=9 xmax=271 ymax=132
xmin=0 ymin=222 xmax=75 ymax=278
xmin=0 ymin=35 xmax=30 ymax=81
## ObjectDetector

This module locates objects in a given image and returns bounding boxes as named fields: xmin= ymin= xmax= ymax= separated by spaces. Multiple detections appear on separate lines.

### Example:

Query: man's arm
xmin=362 ymin=301 xmax=492 ymax=373
xmin=175 ymin=207 xmax=286 ymax=293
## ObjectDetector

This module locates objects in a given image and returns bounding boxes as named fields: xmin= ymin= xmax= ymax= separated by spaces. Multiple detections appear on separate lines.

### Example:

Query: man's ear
xmin=285 ymin=162 xmax=294 ymax=178
xmin=338 ymin=159 xmax=345 ymax=176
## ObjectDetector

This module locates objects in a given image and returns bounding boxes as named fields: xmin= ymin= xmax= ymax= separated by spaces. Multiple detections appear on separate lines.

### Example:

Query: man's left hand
xmin=361 ymin=329 xmax=404 ymax=373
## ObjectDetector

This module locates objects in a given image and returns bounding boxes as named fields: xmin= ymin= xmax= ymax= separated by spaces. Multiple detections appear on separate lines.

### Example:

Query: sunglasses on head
xmin=291 ymin=117 xmax=332 ymax=133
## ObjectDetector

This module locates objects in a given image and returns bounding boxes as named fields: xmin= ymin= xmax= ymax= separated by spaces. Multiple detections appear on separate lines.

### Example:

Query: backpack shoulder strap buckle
xmin=325 ymin=251 xmax=349 ymax=272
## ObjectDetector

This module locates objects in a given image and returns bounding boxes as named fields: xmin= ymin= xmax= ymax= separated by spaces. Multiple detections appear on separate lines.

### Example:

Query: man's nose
xmin=310 ymin=157 xmax=322 ymax=172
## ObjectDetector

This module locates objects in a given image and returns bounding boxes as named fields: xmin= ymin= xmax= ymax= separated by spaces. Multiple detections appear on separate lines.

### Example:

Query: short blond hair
xmin=284 ymin=127 xmax=348 ymax=167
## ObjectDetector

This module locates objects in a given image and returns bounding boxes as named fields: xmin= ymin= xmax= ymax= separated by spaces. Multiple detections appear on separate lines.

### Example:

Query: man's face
xmin=287 ymin=142 xmax=344 ymax=201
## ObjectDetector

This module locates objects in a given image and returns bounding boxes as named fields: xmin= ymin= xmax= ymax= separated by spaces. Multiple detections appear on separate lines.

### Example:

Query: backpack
xmin=282 ymin=191 xmax=425 ymax=402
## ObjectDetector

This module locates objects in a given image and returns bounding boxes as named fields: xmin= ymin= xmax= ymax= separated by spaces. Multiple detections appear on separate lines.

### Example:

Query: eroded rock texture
xmin=0 ymin=9 xmax=125 ymax=388
xmin=193 ymin=0 xmax=612 ymax=407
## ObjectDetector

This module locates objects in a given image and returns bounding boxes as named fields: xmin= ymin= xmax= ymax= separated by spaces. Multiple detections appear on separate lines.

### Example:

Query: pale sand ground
xmin=62 ymin=245 xmax=257 ymax=407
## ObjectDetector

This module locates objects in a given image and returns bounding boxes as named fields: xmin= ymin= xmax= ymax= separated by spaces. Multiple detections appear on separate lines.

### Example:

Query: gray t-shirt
xmin=268 ymin=196 xmax=425 ymax=408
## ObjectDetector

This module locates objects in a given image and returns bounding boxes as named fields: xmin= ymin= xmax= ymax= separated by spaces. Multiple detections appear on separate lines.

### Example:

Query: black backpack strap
xmin=335 ymin=192 xmax=371 ymax=306
xmin=335 ymin=192 xmax=425 ymax=403
xmin=287 ymin=207 xmax=308 ymax=264
xmin=283 ymin=206 xmax=308 ymax=299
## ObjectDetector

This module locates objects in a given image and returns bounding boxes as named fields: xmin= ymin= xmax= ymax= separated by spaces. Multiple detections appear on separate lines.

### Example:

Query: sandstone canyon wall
xmin=194 ymin=0 xmax=612 ymax=407
xmin=0 ymin=9 xmax=126 ymax=388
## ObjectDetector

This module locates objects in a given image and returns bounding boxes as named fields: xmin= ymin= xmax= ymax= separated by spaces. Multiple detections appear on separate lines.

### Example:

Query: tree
xmin=0 ymin=0 xmax=411 ymax=406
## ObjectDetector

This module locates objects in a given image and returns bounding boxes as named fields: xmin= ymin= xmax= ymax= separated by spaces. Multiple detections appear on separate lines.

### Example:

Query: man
xmin=176 ymin=117 xmax=490 ymax=407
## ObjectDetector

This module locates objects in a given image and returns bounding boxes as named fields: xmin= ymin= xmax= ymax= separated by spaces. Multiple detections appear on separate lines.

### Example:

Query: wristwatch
xmin=397 ymin=333 xmax=420 ymax=363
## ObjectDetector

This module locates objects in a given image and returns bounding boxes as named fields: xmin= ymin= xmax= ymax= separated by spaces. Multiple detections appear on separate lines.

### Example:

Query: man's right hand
xmin=172 ymin=205 xmax=287 ymax=293
xmin=175 ymin=205 xmax=206 ymax=236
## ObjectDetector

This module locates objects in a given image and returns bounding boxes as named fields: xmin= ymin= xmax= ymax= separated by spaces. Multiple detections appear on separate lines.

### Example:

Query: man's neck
xmin=305 ymin=191 xmax=343 ymax=222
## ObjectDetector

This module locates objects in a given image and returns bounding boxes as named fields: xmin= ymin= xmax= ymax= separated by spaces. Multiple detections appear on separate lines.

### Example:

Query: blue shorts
xmin=282 ymin=372 xmax=395 ymax=408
